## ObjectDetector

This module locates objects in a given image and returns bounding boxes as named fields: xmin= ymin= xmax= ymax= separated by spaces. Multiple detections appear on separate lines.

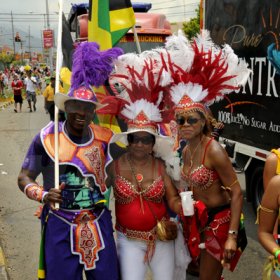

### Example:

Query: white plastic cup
xmin=180 ymin=191 xmax=194 ymax=216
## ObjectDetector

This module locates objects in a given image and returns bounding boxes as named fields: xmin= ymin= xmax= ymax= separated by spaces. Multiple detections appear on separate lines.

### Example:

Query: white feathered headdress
xmin=163 ymin=29 xmax=251 ymax=115
xmin=108 ymin=51 xmax=175 ymax=161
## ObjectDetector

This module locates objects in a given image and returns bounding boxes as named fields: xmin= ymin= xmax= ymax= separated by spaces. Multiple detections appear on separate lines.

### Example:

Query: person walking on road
xmin=43 ymin=76 xmax=61 ymax=121
xmin=17 ymin=42 xmax=123 ymax=280
xmin=11 ymin=73 xmax=23 ymax=113
xmin=24 ymin=68 xmax=38 ymax=112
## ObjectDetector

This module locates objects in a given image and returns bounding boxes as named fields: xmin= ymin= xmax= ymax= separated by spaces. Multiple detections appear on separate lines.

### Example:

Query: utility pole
xmin=45 ymin=0 xmax=53 ymax=72
xmin=28 ymin=26 xmax=31 ymax=60
xmin=11 ymin=11 xmax=16 ymax=59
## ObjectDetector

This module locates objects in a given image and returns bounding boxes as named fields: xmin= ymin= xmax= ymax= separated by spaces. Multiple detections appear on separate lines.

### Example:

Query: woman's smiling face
xmin=176 ymin=111 xmax=205 ymax=140
xmin=127 ymin=131 xmax=155 ymax=158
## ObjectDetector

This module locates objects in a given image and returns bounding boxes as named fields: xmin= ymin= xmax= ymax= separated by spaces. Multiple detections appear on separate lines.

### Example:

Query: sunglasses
xmin=176 ymin=116 xmax=201 ymax=125
xmin=127 ymin=134 xmax=155 ymax=145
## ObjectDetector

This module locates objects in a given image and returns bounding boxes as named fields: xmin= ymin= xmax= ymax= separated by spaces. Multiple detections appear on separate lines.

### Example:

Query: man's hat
xmin=54 ymin=42 xmax=123 ymax=112
xmin=55 ymin=86 xmax=102 ymax=112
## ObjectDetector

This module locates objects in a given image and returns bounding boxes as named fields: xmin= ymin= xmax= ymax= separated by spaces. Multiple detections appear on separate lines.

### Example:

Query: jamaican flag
xmin=88 ymin=0 xmax=135 ymax=50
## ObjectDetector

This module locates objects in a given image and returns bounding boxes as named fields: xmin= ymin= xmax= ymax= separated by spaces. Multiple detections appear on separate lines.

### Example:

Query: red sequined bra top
xmin=181 ymin=138 xmax=219 ymax=190
xmin=113 ymin=158 xmax=165 ymax=204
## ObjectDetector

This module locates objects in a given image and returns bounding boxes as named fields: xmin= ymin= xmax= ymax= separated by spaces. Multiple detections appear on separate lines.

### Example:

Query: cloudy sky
xmin=0 ymin=0 xmax=88 ymax=52
xmin=0 ymin=0 xmax=197 ymax=52
xmin=1 ymin=0 xmax=85 ymax=37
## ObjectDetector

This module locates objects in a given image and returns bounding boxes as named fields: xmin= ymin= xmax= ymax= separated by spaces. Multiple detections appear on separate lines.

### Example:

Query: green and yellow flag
xmin=87 ymin=0 xmax=135 ymax=139
xmin=88 ymin=0 xmax=136 ymax=50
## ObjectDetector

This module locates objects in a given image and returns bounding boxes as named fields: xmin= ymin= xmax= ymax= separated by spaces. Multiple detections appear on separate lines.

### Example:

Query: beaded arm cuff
xmin=24 ymin=183 xmax=44 ymax=203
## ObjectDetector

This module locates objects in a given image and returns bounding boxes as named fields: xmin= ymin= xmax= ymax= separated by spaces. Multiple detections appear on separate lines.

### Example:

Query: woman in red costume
xmin=163 ymin=30 xmax=251 ymax=280
xmin=105 ymin=51 xmax=183 ymax=280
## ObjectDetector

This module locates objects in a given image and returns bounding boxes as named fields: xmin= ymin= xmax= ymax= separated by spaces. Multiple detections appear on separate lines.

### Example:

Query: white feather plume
xmin=170 ymin=82 xmax=209 ymax=105
xmin=193 ymin=29 xmax=215 ymax=53
xmin=164 ymin=30 xmax=194 ymax=71
xmin=220 ymin=44 xmax=252 ymax=93
xmin=121 ymin=99 xmax=162 ymax=122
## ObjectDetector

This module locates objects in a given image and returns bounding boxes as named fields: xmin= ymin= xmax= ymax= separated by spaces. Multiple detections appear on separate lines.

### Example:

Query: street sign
xmin=43 ymin=29 xmax=54 ymax=48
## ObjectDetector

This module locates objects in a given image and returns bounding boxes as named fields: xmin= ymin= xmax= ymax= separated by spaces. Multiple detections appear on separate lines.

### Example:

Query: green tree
xmin=0 ymin=53 xmax=14 ymax=68
xmin=182 ymin=6 xmax=200 ymax=40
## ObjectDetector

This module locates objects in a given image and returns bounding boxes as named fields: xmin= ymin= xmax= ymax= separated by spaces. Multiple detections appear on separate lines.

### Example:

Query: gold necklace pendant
xmin=136 ymin=173 xmax=143 ymax=183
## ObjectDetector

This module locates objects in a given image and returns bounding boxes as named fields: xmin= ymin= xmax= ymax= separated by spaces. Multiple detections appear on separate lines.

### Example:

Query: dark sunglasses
xmin=176 ymin=116 xmax=201 ymax=125
xmin=127 ymin=134 xmax=155 ymax=145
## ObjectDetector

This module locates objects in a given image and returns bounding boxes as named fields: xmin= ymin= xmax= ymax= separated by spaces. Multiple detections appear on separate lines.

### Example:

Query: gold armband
xmin=222 ymin=179 xmax=238 ymax=191
xmin=255 ymin=205 xmax=277 ymax=224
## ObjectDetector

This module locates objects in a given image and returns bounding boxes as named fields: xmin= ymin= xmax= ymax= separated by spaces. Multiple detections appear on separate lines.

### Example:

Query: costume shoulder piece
xmin=90 ymin=123 xmax=113 ymax=143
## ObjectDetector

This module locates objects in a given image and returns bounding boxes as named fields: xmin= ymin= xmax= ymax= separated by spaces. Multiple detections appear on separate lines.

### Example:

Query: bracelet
xmin=23 ymin=183 xmax=37 ymax=195
xmin=228 ymin=230 xmax=238 ymax=235
xmin=273 ymin=248 xmax=280 ymax=261
xmin=24 ymin=183 xmax=44 ymax=202
xmin=41 ymin=191 xmax=49 ymax=204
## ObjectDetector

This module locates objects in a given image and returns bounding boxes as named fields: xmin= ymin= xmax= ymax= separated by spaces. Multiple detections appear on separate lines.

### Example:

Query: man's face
xmin=50 ymin=79 xmax=55 ymax=87
xmin=65 ymin=100 xmax=96 ymax=133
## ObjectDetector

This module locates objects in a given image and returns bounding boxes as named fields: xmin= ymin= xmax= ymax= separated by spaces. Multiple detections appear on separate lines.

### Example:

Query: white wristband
xmin=41 ymin=191 xmax=49 ymax=204
xmin=228 ymin=230 xmax=238 ymax=235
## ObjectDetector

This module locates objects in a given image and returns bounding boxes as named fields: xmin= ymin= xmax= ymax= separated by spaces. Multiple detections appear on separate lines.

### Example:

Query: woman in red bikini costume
xmin=165 ymin=30 xmax=250 ymax=280
xmin=105 ymin=51 xmax=182 ymax=280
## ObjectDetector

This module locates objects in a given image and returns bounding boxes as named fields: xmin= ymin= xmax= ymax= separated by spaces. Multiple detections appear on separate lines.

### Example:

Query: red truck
xmin=67 ymin=3 xmax=172 ymax=52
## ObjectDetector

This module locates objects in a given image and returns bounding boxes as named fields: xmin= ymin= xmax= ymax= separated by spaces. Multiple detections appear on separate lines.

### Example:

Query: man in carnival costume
xmin=17 ymin=42 xmax=123 ymax=280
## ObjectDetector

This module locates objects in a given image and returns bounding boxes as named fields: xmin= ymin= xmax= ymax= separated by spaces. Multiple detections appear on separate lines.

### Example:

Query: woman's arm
xmin=162 ymin=162 xmax=182 ymax=214
xmin=105 ymin=162 xmax=115 ymax=188
xmin=263 ymin=153 xmax=278 ymax=190
xmin=258 ymin=175 xmax=280 ymax=254
xmin=209 ymin=142 xmax=243 ymax=265
xmin=209 ymin=142 xmax=243 ymax=231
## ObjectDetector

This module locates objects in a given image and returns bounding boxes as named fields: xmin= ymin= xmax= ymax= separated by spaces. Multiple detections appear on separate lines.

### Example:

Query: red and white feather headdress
xmin=164 ymin=30 xmax=251 ymax=116
xmin=108 ymin=51 xmax=175 ymax=161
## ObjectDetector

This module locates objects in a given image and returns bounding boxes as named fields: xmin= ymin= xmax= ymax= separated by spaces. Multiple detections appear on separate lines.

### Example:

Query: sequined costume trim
xmin=181 ymin=138 xmax=219 ymax=190
xmin=50 ymin=209 xmax=105 ymax=270
xmin=114 ymin=175 xmax=165 ymax=204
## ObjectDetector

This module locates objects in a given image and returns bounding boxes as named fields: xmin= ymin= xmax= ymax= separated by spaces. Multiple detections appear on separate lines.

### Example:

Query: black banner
xmin=110 ymin=0 xmax=132 ymax=11
xmin=205 ymin=0 xmax=280 ymax=151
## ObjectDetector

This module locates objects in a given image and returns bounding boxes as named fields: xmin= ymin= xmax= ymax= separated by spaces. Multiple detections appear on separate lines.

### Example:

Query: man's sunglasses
xmin=176 ymin=116 xmax=201 ymax=126
xmin=127 ymin=134 xmax=155 ymax=145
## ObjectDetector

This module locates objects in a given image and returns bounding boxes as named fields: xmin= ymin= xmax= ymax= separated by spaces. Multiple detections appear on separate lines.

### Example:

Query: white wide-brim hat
xmin=54 ymin=86 xmax=103 ymax=112
xmin=110 ymin=126 xmax=175 ymax=161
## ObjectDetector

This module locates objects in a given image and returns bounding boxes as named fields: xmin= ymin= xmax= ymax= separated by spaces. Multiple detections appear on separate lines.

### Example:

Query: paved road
xmin=0 ymin=96 xmax=268 ymax=279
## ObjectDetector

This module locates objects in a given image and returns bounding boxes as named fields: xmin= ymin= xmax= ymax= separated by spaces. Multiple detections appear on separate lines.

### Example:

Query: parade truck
xmin=67 ymin=2 xmax=172 ymax=52
xmin=202 ymin=0 xmax=280 ymax=212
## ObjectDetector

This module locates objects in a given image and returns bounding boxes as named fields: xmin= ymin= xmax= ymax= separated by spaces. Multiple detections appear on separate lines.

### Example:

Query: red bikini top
xmin=181 ymin=138 xmax=219 ymax=190
xmin=113 ymin=157 xmax=165 ymax=204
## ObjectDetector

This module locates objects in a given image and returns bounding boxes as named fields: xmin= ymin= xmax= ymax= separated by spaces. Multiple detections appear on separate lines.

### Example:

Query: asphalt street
xmin=0 ymin=95 xmax=268 ymax=279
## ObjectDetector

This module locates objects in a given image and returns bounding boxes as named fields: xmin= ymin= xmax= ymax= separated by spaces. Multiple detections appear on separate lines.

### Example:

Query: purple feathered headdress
xmin=71 ymin=42 xmax=123 ymax=89
xmin=54 ymin=42 xmax=123 ymax=112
